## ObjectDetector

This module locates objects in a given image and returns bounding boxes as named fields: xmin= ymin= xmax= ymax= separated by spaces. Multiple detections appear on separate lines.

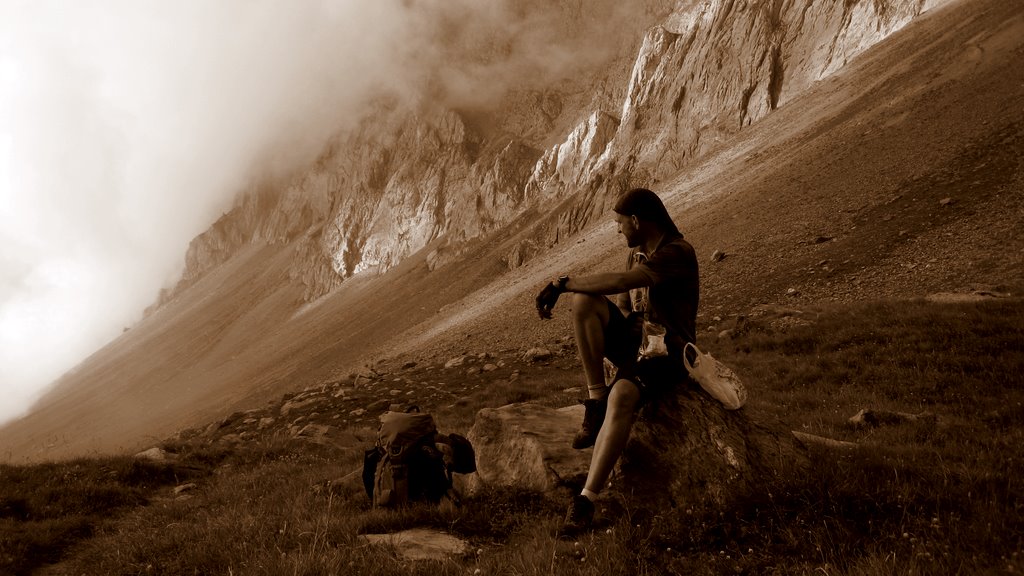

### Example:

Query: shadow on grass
xmin=0 ymin=442 xmax=234 ymax=576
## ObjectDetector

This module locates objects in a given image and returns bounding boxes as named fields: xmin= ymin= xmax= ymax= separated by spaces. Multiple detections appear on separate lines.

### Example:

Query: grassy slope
xmin=3 ymin=299 xmax=1021 ymax=575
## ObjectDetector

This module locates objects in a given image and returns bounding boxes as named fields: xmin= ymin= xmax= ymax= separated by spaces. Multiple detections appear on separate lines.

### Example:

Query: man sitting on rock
xmin=535 ymin=187 xmax=699 ymax=537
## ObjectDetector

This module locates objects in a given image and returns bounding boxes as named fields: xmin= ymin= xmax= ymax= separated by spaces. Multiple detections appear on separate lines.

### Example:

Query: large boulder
xmin=616 ymin=382 xmax=809 ymax=513
xmin=463 ymin=403 xmax=591 ymax=495
xmin=465 ymin=387 xmax=808 ymax=514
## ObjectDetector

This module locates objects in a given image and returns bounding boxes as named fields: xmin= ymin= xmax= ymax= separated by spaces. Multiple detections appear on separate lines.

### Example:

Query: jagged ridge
xmin=164 ymin=0 xmax=941 ymax=308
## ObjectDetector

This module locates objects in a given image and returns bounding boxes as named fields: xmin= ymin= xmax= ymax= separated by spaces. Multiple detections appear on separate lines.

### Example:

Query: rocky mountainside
xmin=167 ymin=0 xmax=944 ymax=304
xmin=5 ymin=0 xmax=1021 ymax=462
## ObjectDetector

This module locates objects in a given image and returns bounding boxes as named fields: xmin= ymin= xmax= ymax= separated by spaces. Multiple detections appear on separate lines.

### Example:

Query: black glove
xmin=535 ymin=282 xmax=562 ymax=319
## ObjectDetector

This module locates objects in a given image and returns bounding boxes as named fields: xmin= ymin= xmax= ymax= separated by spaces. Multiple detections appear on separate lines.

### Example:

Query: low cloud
xmin=0 ymin=0 xmax=660 ymax=425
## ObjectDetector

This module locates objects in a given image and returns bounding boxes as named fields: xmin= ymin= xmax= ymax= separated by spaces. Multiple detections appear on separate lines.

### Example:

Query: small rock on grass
xmin=134 ymin=447 xmax=175 ymax=461
xmin=445 ymin=356 xmax=467 ymax=368
xmin=523 ymin=348 xmax=552 ymax=362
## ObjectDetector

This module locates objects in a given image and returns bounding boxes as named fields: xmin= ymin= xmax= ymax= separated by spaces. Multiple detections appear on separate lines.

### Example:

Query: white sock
xmin=580 ymin=489 xmax=598 ymax=501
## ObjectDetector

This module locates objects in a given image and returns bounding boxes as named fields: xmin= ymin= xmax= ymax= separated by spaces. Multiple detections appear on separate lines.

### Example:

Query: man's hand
xmin=535 ymin=282 xmax=562 ymax=319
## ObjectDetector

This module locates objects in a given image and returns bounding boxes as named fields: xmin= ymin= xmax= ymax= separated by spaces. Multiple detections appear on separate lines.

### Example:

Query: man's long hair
xmin=613 ymin=188 xmax=681 ymax=236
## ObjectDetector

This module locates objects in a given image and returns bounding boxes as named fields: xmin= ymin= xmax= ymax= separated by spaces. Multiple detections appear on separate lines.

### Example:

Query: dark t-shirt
xmin=627 ymin=233 xmax=699 ymax=355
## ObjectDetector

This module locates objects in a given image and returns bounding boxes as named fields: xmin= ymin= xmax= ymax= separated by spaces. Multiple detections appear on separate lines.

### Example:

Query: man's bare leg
xmin=571 ymin=293 xmax=612 ymax=400
xmin=583 ymin=378 xmax=640 ymax=495
xmin=561 ymin=378 xmax=641 ymax=536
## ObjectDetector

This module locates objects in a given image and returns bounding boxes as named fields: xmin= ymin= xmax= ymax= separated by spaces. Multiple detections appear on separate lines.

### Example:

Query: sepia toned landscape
xmin=1 ymin=0 xmax=1022 ymax=574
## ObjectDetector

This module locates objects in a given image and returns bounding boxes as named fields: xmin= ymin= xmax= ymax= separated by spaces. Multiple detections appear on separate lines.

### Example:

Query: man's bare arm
xmin=562 ymin=269 xmax=650 ymax=295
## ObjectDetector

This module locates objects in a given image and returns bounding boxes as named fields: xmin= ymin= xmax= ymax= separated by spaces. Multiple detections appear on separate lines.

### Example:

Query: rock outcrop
xmin=158 ymin=0 xmax=945 ymax=309
xmin=618 ymin=385 xmax=809 ymax=513
xmin=464 ymin=403 xmax=590 ymax=494
xmin=527 ymin=0 xmax=948 ymax=241
xmin=610 ymin=0 xmax=943 ymax=173
xmin=462 ymin=391 xmax=808 ymax=515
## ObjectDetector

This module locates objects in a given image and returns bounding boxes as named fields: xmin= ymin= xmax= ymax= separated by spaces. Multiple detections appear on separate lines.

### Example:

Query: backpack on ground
xmin=362 ymin=408 xmax=476 ymax=508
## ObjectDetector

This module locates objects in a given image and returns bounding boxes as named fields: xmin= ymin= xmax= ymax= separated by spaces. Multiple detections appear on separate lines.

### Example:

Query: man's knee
xmin=571 ymin=293 xmax=608 ymax=319
xmin=607 ymin=379 xmax=641 ymax=417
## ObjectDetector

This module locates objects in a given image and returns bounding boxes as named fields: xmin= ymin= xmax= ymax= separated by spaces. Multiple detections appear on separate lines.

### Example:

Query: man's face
xmin=615 ymin=213 xmax=641 ymax=248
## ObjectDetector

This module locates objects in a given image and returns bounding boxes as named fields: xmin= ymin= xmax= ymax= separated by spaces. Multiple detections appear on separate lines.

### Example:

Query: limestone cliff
xmin=527 ymin=0 xmax=946 ymax=239
xmin=166 ymin=0 xmax=945 ymax=307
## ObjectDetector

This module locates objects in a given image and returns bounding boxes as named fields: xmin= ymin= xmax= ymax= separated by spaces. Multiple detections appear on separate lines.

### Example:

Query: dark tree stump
xmin=613 ymin=381 xmax=809 ymax=513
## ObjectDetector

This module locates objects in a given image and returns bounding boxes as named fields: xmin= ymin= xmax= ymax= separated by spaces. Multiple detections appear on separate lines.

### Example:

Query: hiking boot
xmin=558 ymin=494 xmax=595 ymax=539
xmin=571 ymin=398 xmax=607 ymax=449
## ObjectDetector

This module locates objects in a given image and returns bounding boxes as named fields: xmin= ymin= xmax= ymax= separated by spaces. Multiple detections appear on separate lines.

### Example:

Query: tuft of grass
xmin=0 ymin=454 xmax=212 ymax=576
xmin=701 ymin=298 xmax=1024 ymax=574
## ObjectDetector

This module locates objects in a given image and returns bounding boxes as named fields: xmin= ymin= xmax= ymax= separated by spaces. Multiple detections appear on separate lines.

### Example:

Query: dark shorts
xmin=603 ymin=299 xmax=689 ymax=402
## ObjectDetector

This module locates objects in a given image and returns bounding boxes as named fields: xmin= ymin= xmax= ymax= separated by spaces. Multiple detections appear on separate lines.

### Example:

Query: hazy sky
xmin=0 ymin=1 xmax=646 ymax=426
xmin=0 ymin=1 xmax=420 ymax=425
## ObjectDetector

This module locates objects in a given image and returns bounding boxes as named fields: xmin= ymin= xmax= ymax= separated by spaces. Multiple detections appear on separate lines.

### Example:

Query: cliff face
xmin=610 ymin=0 xmax=941 ymax=171
xmin=168 ymin=0 xmax=945 ymax=306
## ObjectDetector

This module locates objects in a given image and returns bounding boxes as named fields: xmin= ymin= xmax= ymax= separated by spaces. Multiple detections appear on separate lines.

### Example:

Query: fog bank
xmin=0 ymin=0 xmax=650 ymax=425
